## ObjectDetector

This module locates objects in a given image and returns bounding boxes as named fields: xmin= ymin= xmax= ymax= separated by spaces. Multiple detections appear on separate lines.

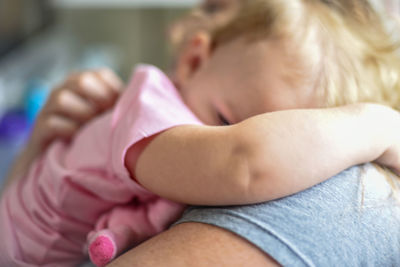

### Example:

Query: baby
xmin=2 ymin=0 xmax=400 ymax=266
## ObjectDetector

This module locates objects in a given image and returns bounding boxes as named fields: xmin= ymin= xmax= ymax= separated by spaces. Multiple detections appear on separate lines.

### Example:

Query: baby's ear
xmin=173 ymin=31 xmax=213 ymax=87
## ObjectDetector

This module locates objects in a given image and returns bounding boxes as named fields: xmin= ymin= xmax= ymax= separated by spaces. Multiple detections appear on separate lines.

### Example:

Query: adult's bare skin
xmin=108 ymin=222 xmax=279 ymax=267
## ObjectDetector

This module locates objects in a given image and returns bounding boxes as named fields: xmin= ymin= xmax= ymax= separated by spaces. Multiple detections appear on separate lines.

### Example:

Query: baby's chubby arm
xmin=127 ymin=103 xmax=400 ymax=206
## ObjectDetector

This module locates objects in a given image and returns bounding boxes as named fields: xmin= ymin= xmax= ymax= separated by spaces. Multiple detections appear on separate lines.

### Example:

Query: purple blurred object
xmin=0 ymin=110 xmax=30 ymax=141
xmin=0 ymin=110 xmax=30 ymax=185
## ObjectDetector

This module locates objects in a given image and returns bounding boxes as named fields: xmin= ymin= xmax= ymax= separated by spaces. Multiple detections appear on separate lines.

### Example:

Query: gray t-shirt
xmin=175 ymin=164 xmax=400 ymax=266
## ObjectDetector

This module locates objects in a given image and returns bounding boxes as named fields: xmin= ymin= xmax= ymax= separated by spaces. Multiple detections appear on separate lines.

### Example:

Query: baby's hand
xmin=30 ymin=68 xmax=123 ymax=153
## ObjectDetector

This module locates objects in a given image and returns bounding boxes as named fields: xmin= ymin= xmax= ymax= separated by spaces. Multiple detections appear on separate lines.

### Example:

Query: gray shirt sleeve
xmin=174 ymin=164 xmax=400 ymax=267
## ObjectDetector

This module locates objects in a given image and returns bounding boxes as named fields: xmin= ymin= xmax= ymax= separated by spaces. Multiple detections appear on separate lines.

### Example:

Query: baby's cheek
xmin=183 ymin=95 xmax=213 ymax=125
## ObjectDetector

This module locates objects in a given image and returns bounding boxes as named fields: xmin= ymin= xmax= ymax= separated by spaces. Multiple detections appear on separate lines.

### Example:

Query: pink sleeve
xmin=109 ymin=65 xmax=203 ymax=182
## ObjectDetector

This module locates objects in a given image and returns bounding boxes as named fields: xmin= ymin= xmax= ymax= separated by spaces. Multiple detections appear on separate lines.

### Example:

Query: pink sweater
xmin=0 ymin=65 xmax=202 ymax=266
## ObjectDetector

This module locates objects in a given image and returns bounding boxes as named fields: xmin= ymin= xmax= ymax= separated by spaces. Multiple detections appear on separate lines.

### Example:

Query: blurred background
xmin=0 ymin=0 xmax=399 ymax=183
xmin=0 ymin=0 xmax=200 ymax=182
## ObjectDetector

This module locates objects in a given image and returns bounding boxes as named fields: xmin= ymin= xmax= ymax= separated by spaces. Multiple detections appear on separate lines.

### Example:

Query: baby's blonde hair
xmin=211 ymin=0 xmax=400 ymax=109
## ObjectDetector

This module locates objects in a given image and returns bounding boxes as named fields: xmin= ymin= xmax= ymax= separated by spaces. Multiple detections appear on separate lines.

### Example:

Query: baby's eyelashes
xmin=217 ymin=112 xmax=231 ymax=126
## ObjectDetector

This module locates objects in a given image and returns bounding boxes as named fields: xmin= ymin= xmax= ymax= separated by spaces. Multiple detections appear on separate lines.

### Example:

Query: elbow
xmin=231 ymin=157 xmax=282 ymax=204
xmin=228 ymin=126 xmax=280 ymax=204
xmin=229 ymin=146 xmax=253 ymax=203
xmin=227 ymin=139 xmax=268 ymax=204
xmin=228 ymin=150 xmax=277 ymax=205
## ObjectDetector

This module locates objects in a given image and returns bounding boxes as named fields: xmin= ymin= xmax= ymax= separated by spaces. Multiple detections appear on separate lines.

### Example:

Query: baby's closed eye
xmin=217 ymin=112 xmax=231 ymax=126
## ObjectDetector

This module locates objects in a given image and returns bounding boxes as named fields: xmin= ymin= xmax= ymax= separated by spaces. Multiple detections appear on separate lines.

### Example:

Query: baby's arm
xmin=128 ymin=103 xmax=400 ymax=205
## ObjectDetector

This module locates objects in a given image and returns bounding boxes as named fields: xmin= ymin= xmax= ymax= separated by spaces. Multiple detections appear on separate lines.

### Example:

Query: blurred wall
xmin=56 ymin=8 xmax=187 ymax=79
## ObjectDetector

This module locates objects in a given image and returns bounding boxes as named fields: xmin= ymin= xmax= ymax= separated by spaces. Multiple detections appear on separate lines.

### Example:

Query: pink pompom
xmin=89 ymin=232 xmax=117 ymax=267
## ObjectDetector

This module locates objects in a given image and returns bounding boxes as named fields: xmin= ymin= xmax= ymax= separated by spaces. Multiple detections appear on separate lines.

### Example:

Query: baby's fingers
xmin=94 ymin=68 xmax=123 ymax=94
xmin=43 ymin=115 xmax=80 ymax=143
xmin=74 ymin=70 xmax=122 ymax=111
xmin=51 ymin=89 xmax=97 ymax=122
